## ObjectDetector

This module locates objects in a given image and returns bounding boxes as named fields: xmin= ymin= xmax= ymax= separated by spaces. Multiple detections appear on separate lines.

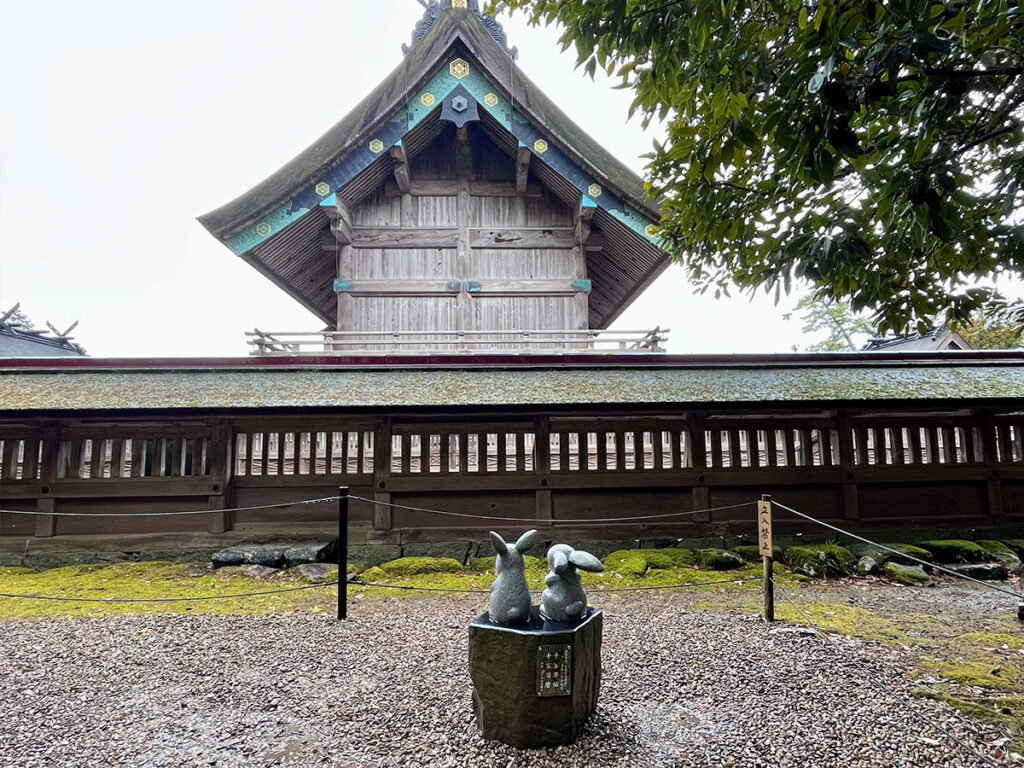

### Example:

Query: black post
xmin=338 ymin=486 xmax=349 ymax=620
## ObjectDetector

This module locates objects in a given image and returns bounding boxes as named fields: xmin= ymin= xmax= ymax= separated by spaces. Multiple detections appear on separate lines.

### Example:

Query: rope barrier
xmin=770 ymin=576 xmax=1003 ymax=768
xmin=346 ymin=494 xmax=755 ymax=523
xmin=349 ymin=576 xmax=759 ymax=594
xmin=0 ymin=581 xmax=340 ymax=603
xmin=0 ymin=497 xmax=342 ymax=518
xmin=772 ymin=500 xmax=1024 ymax=600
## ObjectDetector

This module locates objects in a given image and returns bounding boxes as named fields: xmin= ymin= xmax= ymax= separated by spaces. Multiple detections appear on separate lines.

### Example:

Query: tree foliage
xmin=955 ymin=310 xmax=1024 ymax=347
xmin=784 ymin=294 xmax=875 ymax=350
xmin=500 ymin=0 xmax=1024 ymax=333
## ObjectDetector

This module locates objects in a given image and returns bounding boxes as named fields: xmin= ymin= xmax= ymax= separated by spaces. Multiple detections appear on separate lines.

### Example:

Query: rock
xmin=469 ymin=555 xmax=545 ymax=576
xmin=282 ymin=541 xmax=338 ymax=567
xmin=857 ymin=556 xmax=881 ymax=576
xmin=210 ymin=548 xmax=247 ymax=568
xmin=291 ymin=563 xmax=338 ymax=583
xmin=976 ymin=540 xmax=1022 ymax=572
xmin=1004 ymin=539 xmax=1024 ymax=558
xmin=882 ymin=562 xmax=931 ymax=586
xmin=882 ymin=544 xmax=934 ymax=568
xmin=944 ymin=562 xmax=1010 ymax=580
xmin=695 ymin=548 xmax=745 ymax=571
xmin=783 ymin=544 xmax=856 ymax=577
xmin=604 ymin=548 xmax=694 ymax=577
xmin=469 ymin=608 xmax=602 ymax=748
xmin=378 ymin=557 xmax=464 ymax=577
xmin=401 ymin=540 xmax=473 ymax=563
xmin=916 ymin=539 xmax=988 ymax=564
xmin=240 ymin=565 xmax=278 ymax=580
xmin=347 ymin=544 xmax=402 ymax=567
xmin=241 ymin=547 xmax=286 ymax=568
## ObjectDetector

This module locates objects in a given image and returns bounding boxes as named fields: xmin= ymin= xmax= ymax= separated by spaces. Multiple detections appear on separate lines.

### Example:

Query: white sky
xmin=0 ymin=0 xmax=1011 ymax=357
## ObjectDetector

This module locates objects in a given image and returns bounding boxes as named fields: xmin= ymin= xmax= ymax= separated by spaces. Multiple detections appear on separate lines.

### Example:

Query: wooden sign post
xmin=758 ymin=494 xmax=774 ymax=622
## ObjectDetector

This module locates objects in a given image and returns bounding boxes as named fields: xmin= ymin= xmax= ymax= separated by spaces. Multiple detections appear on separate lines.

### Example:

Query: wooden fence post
xmin=758 ymin=494 xmax=775 ymax=622
xmin=338 ymin=486 xmax=349 ymax=620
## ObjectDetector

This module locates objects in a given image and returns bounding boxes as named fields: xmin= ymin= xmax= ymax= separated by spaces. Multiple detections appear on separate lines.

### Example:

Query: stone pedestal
xmin=468 ymin=607 xmax=602 ymax=748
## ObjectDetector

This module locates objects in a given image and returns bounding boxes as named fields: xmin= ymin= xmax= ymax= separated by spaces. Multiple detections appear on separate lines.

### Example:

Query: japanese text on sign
xmin=537 ymin=645 xmax=572 ymax=697
xmin=758 ymin=500 xmax=773 ymax=557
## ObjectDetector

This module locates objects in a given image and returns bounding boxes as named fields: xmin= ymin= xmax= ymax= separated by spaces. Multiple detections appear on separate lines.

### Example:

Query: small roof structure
xmin=0 ymin=304 xmax=86 ymax=358
xmin=198 ymin=0 xmax=669 ymax=329
xmin=863 ymin=328 xmax=972 ymax=352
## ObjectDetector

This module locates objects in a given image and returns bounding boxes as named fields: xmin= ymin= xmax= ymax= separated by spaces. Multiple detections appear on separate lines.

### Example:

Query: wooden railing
xmin=245 ymin=327 xmax=669 ymax=355
xmin=1 ymin=408 xmax=1021 ymax=538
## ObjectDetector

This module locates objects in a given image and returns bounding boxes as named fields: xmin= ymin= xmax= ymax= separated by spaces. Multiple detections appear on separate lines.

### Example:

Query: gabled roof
xmin=197 ymin=2 xmax=669 ymax=329
xmin=864 ymin=328 xmax=972 ymax=352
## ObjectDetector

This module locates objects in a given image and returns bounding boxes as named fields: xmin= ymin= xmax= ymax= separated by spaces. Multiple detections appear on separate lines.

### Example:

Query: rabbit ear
xmin=569 ymin=550 xmax=604 ymax=573
xmin=551 ymin=550 xmax=569 ymax=574
xmin=489 ymin=531 xmax=509 ymax=555
xmin=514 ymin=529 xmax=539 ymax=553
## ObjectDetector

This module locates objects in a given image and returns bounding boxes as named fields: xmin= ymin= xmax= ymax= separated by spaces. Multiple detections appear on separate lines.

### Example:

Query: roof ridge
xmin=404 ymin=1 xmax=517 ymax=60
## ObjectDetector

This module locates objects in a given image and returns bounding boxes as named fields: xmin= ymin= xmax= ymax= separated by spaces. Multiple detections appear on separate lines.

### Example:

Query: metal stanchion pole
xmin=338 ymin=486 xmax=349 ymax=620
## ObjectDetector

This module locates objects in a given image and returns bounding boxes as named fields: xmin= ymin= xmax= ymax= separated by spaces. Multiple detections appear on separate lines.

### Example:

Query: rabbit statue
xmin=540 ymin=543 xmax=604 ymax=622
xmin=488 ymin=529 xmax=540 ymax=624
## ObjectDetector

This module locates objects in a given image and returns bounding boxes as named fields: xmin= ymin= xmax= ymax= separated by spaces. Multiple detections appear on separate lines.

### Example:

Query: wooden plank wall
xmin=337 ymin=125 xmax=588 ymax=348
xmin=1 ymin=406 xmax=1021 ymax=540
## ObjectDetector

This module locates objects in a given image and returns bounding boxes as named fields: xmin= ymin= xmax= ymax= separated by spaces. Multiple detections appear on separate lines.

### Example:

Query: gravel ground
xmin=0 ymin=591 xmax=1014 ymax=768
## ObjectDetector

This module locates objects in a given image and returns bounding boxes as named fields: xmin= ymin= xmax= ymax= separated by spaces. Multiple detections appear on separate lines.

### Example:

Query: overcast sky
xmin=1 ymin=0 xmax=1015 ymax=357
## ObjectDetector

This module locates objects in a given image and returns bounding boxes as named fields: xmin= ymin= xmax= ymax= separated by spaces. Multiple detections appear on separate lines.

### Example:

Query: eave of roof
xmin=195 ymin=8 xmax=670 ymax=328
xmin=2 ymin=353 xmax=1021 ymax=413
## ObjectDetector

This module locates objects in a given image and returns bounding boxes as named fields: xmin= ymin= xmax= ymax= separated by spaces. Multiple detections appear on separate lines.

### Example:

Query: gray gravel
xmin=0 ymin=593 xmax=1013 ymax=768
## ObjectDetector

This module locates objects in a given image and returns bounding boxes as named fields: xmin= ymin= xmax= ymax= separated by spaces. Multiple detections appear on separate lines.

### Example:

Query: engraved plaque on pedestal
xmin=537 ymin=645 xmax=572 ymax=697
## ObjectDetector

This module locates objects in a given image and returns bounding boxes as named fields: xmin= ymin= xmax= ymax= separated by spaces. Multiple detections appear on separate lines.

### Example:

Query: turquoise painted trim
xmin=333 ymin=280 xmax=353 ymax=292
xmin=225 ymin=57 xmax=661 ymax=255
xmin=581 ymin=195 xmax=598 ymax=209
xmin=319 ymin=193 xmax=337 ymax=208
xmin=446 ymin=280 xmax=462 ymax=291
xmin=571 ymin=279 xmax=593 ymax=292
xmin=467 ymin=280 xmax=482 ymax=293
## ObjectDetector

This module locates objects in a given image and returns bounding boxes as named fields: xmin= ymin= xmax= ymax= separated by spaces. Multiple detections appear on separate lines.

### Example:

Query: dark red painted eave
xmin=2 ymin=351 xmax=1024 ymax=372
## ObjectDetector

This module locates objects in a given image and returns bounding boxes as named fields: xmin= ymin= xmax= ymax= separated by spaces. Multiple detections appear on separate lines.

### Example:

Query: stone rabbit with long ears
xmin=541 ymin=544 xmax=604 ymax=622
xmin=488 ymin=529 xmax=540 ymax=624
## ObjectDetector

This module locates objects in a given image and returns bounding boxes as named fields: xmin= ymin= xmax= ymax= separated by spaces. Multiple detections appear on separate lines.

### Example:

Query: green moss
xmin=467 ymin=555 xmax=546 ymax=577
xmin=883 ymin=544 xmax=934 ymax=567
xmin=882 ymin=562 xmax=931 ymax=586
xmin=733 ymin=545 xmax=782 ymax=562
xmin=0 ymin=566 xmax=37 ymax=577
xmin=377 ymin=557 xmax=464 ymax=577
xmin=774 ymin=601 xmax=908 ymax=646
xmin=916 ymin=691 xmax=1024 ymax=749
xmin=919 ymin=660 xmax=1012 ymax=689
xmin=604 ymin=548 xmax=694 ymax=577
xmin=916 ymin=540 xmax=989 ymax=564
xmin=695 ymin=548 xmax=745 ymax=570
xmin=952 ymin=632 xmax=1024 ymax=653
xmin=783 ymin=544 xmax=856 ymax=577
xmin=0 ymin=561 xmax=337 ymax=619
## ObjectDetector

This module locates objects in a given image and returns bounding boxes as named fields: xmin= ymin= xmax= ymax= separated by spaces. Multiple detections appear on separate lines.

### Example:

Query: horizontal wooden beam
xmin=350 ymin=228 xmax=459 ymax=248
xmin=384 ymin=180 xmax=542 ymax=197
xmin=333 ymin=280 xmax=463 ymax=297
xmin=471 ymin=228 xmax=575 ymax=249
xmin=465 ymin=279 xmax=591 ymax=297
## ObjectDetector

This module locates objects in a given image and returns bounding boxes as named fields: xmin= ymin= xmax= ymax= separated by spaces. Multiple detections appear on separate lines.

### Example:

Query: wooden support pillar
xmin=34 ymin=427 xmax=60 ymax=537
xmin=373 ymin=417 xmax=393 ymax=530
xmin=690 ymin=415 xmax=711 ymax=522
xmin=837 ymin=414 xmax=859 ymax=520
xmin=515 ymin=143 xmax=531 ymax=194
xmin=455 ymin=125 xmax=473 ymax=344
xmin=206 ymin=423 xmax=233 ymax=534
xmin=979 ymin=412 xmax=1003 ymax=516
xmin=534 ymin=416 xmax=552 ymax=524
